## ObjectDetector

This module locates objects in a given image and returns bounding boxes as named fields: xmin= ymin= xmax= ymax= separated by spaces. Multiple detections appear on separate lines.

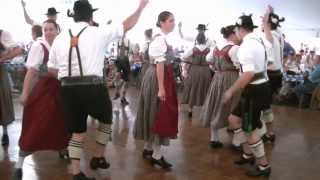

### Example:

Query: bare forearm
xmin=0 ymin=48 xmax=23 ymax=62
xmin=123 ymin=7 xmax=144 ymax=33
xmin=22 ymin=6 xmax=34 ymax=25
xmin=48 ymin=68 xmax=58 ymax=78
xmin=22 ymin=68 xmax=38 ymax=97
xmin=156 ymin=63 xmax=165 ymax=91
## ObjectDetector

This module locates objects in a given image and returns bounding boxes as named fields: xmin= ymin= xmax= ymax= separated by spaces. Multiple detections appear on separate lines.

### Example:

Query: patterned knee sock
xmin=95 ymin=123 xmax=112 ymax=145
xmin=68 ymin=140 xmax=83 ymax=160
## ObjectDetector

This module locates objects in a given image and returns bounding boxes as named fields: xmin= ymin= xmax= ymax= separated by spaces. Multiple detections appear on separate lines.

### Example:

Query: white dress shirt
xmin=26 ymin=38 xmax=51 ymax=70
xmin=237 ymin=32 xmax=271 ymax=84
xmin=267 ymin=30 xmax=284 ymax=71
xmin=149 ymin=32 xmax=169 ymax=64
xmin=48 ymin=22 xmax=124 ymax=79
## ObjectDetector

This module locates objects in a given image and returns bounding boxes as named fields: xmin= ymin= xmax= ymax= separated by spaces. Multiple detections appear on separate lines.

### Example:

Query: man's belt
xmin=61 ymin=75 xmax=104 ymax=87
xmin=251 ymin=72 xmax=267 ymax=82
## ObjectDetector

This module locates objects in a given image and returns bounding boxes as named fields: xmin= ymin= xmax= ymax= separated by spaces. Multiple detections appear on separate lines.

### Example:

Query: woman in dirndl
xmin=134 ymin=11 xmax=178 ymax=170
xmin=201 ymin=25 xmax=241 ymax=149
xmin=0 ymin=30 xmax=20 ymax=146
xmin=181 ymin=32 xmax=212 ymax=118
xmin=13 ymin=20 xmax=69 ymax=179
xmin=0 ymin=60 xmax=15 ymax=146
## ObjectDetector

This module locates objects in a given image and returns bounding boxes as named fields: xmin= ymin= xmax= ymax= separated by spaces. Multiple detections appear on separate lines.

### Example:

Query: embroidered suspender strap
xmin=39 ymin=43 xmax=49 ymax=64
xmin=68 ymin=26 xmax=88 ymax=77
xmin=250 ymin=38 xmax=268 ymax=82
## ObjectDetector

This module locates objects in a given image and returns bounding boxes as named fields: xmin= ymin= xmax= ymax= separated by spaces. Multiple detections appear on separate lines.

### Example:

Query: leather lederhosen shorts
xmin=232 ymin=82 xmax=272 ymax=133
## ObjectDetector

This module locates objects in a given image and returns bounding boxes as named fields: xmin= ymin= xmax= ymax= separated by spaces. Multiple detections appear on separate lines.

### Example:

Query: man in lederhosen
xmin=223 ymin=14 xmax=272 ymax=177
xmin=114 ymin=34 xmax=131 ymax=106
xmin=260 ymin=6 xmax=286 ymax=143
xmin=47 ymin=0 xmax=148 ymax=179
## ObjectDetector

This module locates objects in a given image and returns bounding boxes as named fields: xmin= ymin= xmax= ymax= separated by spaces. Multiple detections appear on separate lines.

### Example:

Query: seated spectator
xmin=285 ymin=53 xmax=302 ymax=75
xmin=294 ymin=54 xmax=320 ymax=100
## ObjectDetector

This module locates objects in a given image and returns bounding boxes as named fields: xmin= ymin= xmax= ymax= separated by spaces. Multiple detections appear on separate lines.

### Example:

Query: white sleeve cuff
xmin=241 ymin=64 xmax=255 ymax=72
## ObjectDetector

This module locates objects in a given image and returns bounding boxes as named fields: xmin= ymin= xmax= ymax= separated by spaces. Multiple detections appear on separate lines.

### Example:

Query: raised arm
xmin=122 ymin=0 xmax=149 ymax=34
xmin=178 ymin=22 xmax=194 ymax=42
xmin=263 ymin=5 xmax=274 ymax=44
xmin=21 ymin=0 xmax=35 ymax=26
xmin=178 ymin=22 xmax=184 ymax=39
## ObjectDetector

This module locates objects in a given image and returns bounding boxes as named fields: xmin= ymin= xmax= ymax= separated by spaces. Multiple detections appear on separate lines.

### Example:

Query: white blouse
xmin=26 ymin=38 xmax=51 ymax=70
xmin=206 ymin=43 xmax=240 ymax=67
xmin=182 ymin=44 xmax=208 ymax=60
xmin=148 ymin=32 xmax=168 ymax=63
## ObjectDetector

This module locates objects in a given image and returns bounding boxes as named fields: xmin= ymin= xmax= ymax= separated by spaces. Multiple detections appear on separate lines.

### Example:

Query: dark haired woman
xmin=201 ymin=25 xmax=241 ymax=149
xmin=134 ymin=11 xmax=178 ymax=170
xmin=13 ymin=20 xmax=69 ymax=179
xmin=181 ymin=32 xmax=211 ymax=118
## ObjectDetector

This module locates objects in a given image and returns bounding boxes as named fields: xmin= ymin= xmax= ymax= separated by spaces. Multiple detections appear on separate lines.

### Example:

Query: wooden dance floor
xmin=0 ymin=88 xmax=319 ymax=180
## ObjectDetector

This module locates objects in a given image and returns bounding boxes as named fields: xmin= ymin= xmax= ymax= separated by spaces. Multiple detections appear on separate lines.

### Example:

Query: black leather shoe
xmin=151 ymin=157 xmax=172 ymax=170
xmin=142 ymin=150 xmax=153 ymax=160
xmin=90 ymin=157 xmax=110 ymax=170
xmin=262 ymin=134 xmax=276 ymax=143
xmin=230 ymin=144 xmax=242 ymax=152
xmin=226 ymin=128 xmax=234 ymax=134
xmin=210 ymin=141 xmax=224 ymax=149
xmin=234 ymin=154 xmax=255 ymax=165
xmin=121 ymin=98 xmax=129 ymax=106
xmin=12 ymin=168 xmax=22 ymax=180
xmin=246 ymin=166 xmax=271 ymax=177
xmin=73 ymin=172 xmax=95 ymax=180
xmin=1 ymin=134 xmax=9 ymax=146
xmin=113 ymin=93 xmax=120 ymax=100
xmin=58 ymin=150 xmax=70 ymax=160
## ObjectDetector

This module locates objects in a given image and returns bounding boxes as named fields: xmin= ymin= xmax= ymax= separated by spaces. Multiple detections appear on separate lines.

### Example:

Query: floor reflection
xmin=0 ymin=88 xmax=320 ymax=180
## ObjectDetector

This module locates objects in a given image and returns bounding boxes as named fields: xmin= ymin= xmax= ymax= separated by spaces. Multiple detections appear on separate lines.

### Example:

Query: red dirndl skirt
xmin=19 ymin=76 xmax=69 ymax=152
xmin=152 ymin=64 xmax=179 ymax=138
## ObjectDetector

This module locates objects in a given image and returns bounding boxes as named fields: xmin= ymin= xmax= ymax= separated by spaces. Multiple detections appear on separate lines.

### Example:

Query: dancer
xmin=47 ymin=0 xmax=148 ymax=179
xmin=0 ymin=30 xmax=23 ymax=146
xmin=178 ymin=22 xmax=215 ymax=49
xmin=201 ymin=25 xmax=241 ymax=149
xmin=181 ymin=31 xmax=211 ymax=118
xmin=21 ymin=0 xmax=59 ymax=26
xmin=134 ymin=11 xmax=178 ymax=170
xmin=13 ymin=20 xmax=69 ymax=180
xmin=261 ymin=6 xmax=285 ymax=143
xmin=114 ymin=34 xmax=131 ymax=106
xmin=223 ymin=14 xmax=272 ymax=177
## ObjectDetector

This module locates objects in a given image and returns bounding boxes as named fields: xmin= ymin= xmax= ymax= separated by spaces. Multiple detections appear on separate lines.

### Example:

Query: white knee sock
xmin=232 ymin=128 xmax=246 ymax=146
xmin=210 ymin=128 xmax=219 ymax=142
xmin=15 ymin=156 xmax=26 ymax=169
xmin=249 ymin=140 xmax=266 ymax=159
xmin=152 ymin=143 xmax=162 ymax=160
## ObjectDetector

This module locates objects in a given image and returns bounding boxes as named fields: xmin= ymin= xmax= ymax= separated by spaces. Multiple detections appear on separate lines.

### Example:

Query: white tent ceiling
xmin=0 ymin=0 xmax=319 ymax=49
